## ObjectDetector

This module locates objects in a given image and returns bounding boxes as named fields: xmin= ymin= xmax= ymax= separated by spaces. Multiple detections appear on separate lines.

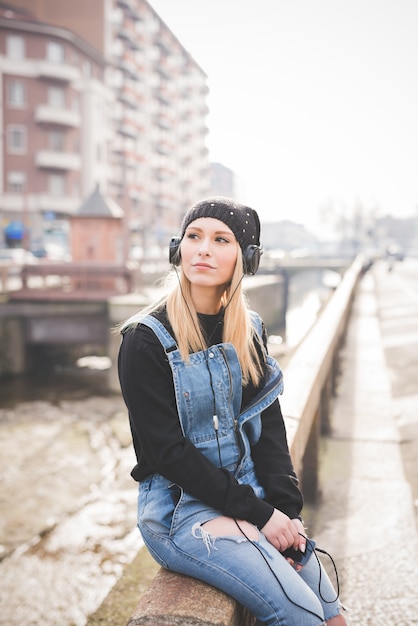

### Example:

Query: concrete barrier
xmin=280 ymin=254 xmax=365 ymax=497
xmin=100 ymin=257 xmax=365 ymax=626
xmin=126 ymin=568 xmax=254 ymax=626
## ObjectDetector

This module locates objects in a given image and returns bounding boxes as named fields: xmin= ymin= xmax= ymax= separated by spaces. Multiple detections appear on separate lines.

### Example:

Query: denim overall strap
xmin=138 ymin=315 xmax=243 ymax=468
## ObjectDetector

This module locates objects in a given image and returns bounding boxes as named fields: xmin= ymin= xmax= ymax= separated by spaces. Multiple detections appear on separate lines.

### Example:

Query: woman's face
xmin=180 ymin=217 xmax=239 ymax=290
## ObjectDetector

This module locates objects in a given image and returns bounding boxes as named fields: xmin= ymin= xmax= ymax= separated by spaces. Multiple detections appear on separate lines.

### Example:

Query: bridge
xmin=0 ymin=255 xmax=352 ymax=378
xmin=0 ymin=255 xmax=351 ymax=301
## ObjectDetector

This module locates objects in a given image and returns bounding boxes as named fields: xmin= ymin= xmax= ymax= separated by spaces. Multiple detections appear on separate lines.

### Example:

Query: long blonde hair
xmin=169 ymin=246 xmax=264 ymax=385
xmin=120 ymin=247 xmax=264 ymax=386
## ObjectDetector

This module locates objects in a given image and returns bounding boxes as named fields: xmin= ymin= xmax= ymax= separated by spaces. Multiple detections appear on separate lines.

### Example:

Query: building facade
xmin=0 ymin=0 xmax=210 ymax=255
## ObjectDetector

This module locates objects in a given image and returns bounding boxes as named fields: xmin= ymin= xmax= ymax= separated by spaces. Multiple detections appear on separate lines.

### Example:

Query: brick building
xmin=0 ymin=0 xmax=210 ymax=257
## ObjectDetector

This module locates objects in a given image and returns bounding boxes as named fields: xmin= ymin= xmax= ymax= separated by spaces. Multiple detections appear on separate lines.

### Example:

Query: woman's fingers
xmin=261 ymin=509 xmax=299 ymax=551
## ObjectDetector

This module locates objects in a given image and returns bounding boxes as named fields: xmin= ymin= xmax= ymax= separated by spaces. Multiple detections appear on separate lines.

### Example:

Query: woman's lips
xmin=193 ymin=263 xmax=214 ymax=269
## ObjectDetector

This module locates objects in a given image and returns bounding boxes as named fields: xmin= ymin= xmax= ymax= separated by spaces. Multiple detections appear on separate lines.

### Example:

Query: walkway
xmin=310 ymin=259 xmax=418 ymax=625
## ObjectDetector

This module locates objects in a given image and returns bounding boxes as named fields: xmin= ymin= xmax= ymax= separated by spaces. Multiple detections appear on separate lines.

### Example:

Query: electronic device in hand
xmin=281 ymin=538 xmax=316 ymax=566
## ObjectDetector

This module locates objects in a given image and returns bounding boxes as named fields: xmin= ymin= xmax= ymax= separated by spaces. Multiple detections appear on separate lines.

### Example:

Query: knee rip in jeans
xmin=192 ymin=517 xmax=259 ymax=555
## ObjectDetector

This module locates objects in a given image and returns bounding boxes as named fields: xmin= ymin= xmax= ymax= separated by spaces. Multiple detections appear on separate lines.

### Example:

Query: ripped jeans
xmin=137 ymin=476 xmax=342 ymax=626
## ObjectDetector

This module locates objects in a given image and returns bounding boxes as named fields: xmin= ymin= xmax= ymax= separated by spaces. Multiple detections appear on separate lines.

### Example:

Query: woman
xmin=118 ymin=197 xmax=347 ymax=626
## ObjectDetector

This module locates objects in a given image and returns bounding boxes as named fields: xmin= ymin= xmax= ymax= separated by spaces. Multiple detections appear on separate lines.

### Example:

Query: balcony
xmin=118 ymin=26 xmax=142 ymax=50
xmin=35 ymin=150 xmax=81 ymax=171
xmin=118 ymin=90 xmax=138 ymax=109
xmin=37 ymin=61 xmax=80 ymax=83
xmin=35 ymin=105 xmax=80 ymax=128
xmin=117 ymin=0 xmax=136 ymax=12
xmin=118 ymin=58 xmax=139 ymax=81
xmin=118 ymin=123 xmax=138 ymax=139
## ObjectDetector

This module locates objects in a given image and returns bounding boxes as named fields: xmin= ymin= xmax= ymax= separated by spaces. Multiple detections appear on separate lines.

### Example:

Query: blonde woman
xmin=118 ymin=197 xmax=346 ymax=626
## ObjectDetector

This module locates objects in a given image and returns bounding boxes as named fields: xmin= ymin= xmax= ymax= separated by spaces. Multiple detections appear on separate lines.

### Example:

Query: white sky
xmin=150 ymin=0 xmax=418 ymax=228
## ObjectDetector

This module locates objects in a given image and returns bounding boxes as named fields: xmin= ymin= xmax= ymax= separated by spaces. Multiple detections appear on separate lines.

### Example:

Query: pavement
xmin=308 ymin=258 xmax=418 ymax=625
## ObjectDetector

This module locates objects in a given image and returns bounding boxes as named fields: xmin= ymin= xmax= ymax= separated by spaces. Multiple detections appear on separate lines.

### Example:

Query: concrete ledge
xmin=281 ymin=255 xmax=365 ymax=485
xmin=127 ymin=567 xmax=254 ymax=626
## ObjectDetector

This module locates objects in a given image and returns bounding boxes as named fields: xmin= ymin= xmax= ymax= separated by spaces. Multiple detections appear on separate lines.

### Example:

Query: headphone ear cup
xmin=169 ymin=236 xmax=182 ymax=265
xmin=243 ymin=245 xmax=262 ymax=275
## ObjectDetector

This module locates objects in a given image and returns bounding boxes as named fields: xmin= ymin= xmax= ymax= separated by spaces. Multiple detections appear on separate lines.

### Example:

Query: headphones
xmin=169 ymin=236 xmax=262 ymax=276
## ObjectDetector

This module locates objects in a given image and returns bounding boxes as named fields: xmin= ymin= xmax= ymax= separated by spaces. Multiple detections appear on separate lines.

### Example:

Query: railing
xmin=92 ymin=255 xmax=367 ymax=626
xmin=3 ymin=262 xmax=133 ymax=301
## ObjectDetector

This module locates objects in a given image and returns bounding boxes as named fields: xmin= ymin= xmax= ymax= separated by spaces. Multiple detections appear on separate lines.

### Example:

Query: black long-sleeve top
xmin=118 ymin=306 xmax=303 ymax=530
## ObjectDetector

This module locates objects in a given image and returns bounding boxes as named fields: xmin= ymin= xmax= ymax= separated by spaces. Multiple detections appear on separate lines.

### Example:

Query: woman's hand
xmin=260 ymin=508 xmax=299 ymax=552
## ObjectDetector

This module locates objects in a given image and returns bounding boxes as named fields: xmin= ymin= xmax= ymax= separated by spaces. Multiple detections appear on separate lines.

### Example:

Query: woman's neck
xmin=190 ymin=286 xmax=223 ymax=315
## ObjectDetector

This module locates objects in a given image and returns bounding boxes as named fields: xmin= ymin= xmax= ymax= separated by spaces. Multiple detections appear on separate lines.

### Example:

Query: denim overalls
xmin=134 ymin=313 xmax=340 ymax=626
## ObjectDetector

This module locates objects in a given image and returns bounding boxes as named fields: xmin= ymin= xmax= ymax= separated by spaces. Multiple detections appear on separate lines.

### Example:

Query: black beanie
xmin=180 ymin=196 xmax=261 ymax=253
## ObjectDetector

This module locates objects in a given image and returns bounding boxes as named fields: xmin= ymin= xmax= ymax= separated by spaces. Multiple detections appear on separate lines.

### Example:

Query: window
xmin=7 ymin=171 xmax=26 ymax=193
xmin=7 ymin=80 xmax=26 ymax=108
xmin=7 ymin=125 xmax=27 ymax=153
xmin=6 ymin=35 xmax=24 ymax=60
xmin=49 ymin=130 xmax=64 ymax=151
xmin=48 ymin=174 xmax=65 ymax=196
xmin=48 ymin=86 xmax=65 ymax=108
xmin=47 ymin=41 xmax=65 ymax=63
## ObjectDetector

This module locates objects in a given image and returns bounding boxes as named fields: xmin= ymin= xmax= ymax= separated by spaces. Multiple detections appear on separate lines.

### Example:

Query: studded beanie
xmin=180 ymin=197 xmax=261 ymax=253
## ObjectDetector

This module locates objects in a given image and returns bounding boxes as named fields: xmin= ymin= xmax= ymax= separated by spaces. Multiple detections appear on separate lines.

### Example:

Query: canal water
xmin=0 ymin=269 xmax=338 ymax=626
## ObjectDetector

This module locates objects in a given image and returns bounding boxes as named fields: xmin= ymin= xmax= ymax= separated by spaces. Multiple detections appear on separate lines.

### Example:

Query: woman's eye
xmin=185 ymin=232 xmax=230 ymax=243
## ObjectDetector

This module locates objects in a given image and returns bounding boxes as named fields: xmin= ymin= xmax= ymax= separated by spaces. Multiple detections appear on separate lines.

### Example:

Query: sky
xmin=150 ymin=0 xmax=418 ymax=230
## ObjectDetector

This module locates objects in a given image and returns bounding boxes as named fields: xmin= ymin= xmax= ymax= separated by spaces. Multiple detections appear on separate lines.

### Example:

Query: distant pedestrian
xmin=118 ymin=197 xmax=347 ymax=625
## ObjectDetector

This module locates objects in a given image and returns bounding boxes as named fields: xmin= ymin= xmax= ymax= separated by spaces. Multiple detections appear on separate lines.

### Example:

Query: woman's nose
xmin=198 ymin=238 xmax=211 ymax=255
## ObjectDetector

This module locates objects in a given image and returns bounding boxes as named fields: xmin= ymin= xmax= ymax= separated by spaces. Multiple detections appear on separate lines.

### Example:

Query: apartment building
xmin=0 ymin=0 xmax=210 ymax=254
